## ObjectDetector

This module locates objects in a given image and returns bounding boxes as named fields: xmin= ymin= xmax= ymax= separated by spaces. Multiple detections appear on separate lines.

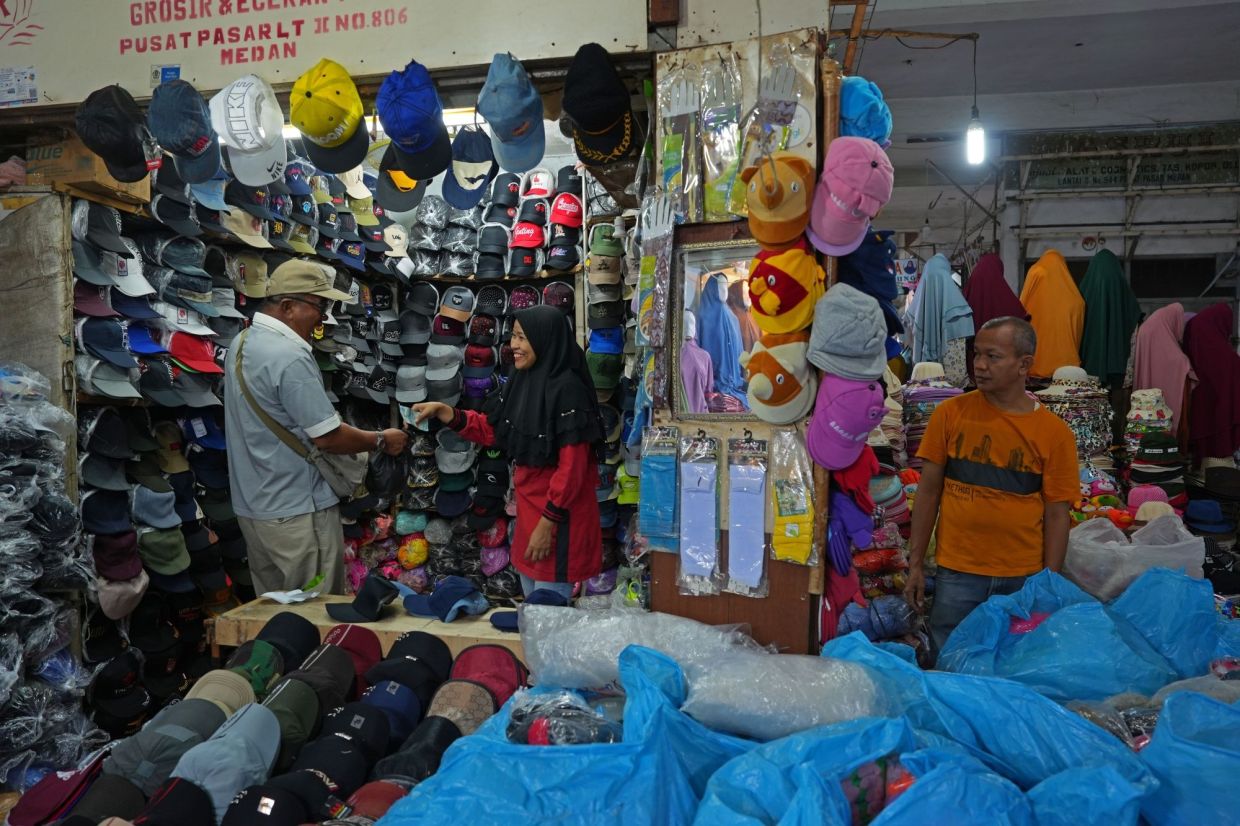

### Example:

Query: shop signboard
xmin=0 ymin=0 xmax=646 ymax=106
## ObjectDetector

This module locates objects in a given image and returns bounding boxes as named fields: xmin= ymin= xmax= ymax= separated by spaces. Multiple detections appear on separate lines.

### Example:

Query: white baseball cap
xmin=151 ymin=301 xmax=215 ymax=336
xmin=521 ymin=167 xmax=554 ymax=198
xmin=102 ymin=237 xmax=156 ymax=298
xmin=210 ymin=75 xmax=287 ymax=187
xmin=337 ymin=165 xmax=371 ymax=199
xmin=384 ymin=224 xmax=409 ymax=258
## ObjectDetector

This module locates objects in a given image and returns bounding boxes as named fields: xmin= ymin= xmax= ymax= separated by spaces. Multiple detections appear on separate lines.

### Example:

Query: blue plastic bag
xmin=1027 ymin=766 xmax=1143 ymax=826
xmin=1107 ymin=567 xmax=1219 ymax=678
xmin=823 ymin=633 xmax=1156 ymax=795
xmin=380 ymin=646 xmax=752 ymax=826
xmin=936 ymin=570 xmax=1177 ymax=702
xmin=1140 ymin=692 xmax=1240 ymax=825
xmin=869 ymin=754 xmax=1034 ymax=825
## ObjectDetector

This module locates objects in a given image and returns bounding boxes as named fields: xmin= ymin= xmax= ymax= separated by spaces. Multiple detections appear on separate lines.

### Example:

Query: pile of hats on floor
xmin=1126 ymin=431 xmax=1188 ymax=509
xmin=1123 ymin=389 xmax=1174 ymax=459
xmin=1036 ymin=366 xmax=1114 ymax=462
xmin=18 ymin=612 xmax=526 ymax=826
xmin=0 ymin=364 xmax=100 ymax=788
xmin=475 ymin=167 xmax=584 ymax=279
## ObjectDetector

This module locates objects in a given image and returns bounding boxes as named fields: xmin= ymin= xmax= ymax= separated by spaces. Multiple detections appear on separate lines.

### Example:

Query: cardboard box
xmin=25 ymin=136 xmax=149 ymax=205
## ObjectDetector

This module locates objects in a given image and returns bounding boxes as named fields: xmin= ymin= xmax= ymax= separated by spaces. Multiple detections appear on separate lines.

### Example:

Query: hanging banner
xmin=0 ymin=0 xmax=646 ymax=106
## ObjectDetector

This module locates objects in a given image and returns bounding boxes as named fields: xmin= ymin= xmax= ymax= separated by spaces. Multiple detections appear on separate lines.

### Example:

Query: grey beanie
xmin=807 ymin=282 xmax=888 ymax=381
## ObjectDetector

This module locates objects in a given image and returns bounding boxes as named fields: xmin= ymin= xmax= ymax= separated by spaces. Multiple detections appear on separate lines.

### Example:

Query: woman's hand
xmin=526 ymin=517 xmax=555 ymax=562
xmin=411 ymin=402 xmax=455 ymax=425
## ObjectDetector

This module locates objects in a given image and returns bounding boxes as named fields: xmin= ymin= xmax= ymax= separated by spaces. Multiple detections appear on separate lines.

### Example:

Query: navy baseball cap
xmin=284 ymin=160 xmax=315 ymax=196
xmin=111 ymin=291 xmax=161 ymax=320
xmin=148 ymin=80 xmax=221 ymax=184
xmin=490 ymin=588 xmax=568 ymax=632
xmin=75 ymin=85 xmax=151 ymax=184
xmin=361 ymin=680 xmax=423 ymax=746
xmin=377 ymin=61 xmax=452 ymax=179
xmin=402 ymin=575 xmax=490 ymax=623
xmin=441 ymin=126 xmax=498 ymax=210
xmin=476 ymin=53 xmax=545 ymax=173
xmin=589 ymin=327 xmax=624 ymax=355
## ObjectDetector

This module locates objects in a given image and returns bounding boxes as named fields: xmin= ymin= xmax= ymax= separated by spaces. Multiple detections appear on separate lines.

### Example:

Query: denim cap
xmin=476 ymin=53 xmax=545 ymax=173
xmin=148 ymin=79 xmax=222 ymax=184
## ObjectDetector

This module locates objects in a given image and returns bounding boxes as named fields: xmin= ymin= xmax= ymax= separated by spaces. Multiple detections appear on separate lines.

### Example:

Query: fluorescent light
xmin=966 ymin=106 xmax=986 ymax=165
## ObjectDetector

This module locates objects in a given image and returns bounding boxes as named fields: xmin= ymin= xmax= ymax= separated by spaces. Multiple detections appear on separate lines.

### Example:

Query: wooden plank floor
xmin=211 ymin=595 xmax=524 ymax=661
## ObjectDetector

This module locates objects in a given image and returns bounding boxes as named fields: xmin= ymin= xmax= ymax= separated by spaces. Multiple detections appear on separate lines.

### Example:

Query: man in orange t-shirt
xmin=904 ymin=317 xmax=1078 ymax=653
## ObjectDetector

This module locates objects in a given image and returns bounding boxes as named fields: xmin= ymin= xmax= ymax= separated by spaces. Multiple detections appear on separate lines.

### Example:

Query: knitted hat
xmin=807 ymin=283 xmax=888 ymax=381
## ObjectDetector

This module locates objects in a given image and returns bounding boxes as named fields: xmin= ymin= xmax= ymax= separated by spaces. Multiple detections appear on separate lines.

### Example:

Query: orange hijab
xmin=1020 ymin=250 xmax=1085 ymax=378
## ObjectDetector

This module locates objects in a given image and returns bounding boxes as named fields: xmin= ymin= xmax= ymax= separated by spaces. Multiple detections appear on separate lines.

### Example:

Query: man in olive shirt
xmin=224 ymin=260 xmax=408 ymax=594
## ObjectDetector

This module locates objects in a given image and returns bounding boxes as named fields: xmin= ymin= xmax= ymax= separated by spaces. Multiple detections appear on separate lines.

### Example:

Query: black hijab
xmin=485 ymin=306 xmax=603 ymax=467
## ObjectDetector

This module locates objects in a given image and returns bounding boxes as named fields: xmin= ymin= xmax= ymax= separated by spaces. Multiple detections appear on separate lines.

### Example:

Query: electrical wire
xmin=853 ymin=0 xmax=880 ymax=74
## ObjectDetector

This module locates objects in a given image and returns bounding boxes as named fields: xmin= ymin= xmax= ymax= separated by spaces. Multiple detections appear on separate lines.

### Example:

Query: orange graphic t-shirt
xmin=917 ymin=392 xmax=1079 ymax=577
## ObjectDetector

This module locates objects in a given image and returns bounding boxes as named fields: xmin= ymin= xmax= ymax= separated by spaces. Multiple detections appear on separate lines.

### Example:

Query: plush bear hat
xmin=740 ymin=331 xmax=817 ymax=425
xmin=741 ymin=151 xmax=816 ymax=251
xmin=747 ymin=240 xmax=825 ymax=335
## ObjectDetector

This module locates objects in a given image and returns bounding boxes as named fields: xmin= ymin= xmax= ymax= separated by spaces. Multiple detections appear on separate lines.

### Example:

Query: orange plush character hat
xmin=741 ymin=152 xmax=816 ymax=250
xmin=740 ymin=331 xmax=817 ymax=425
xmin=747 ymin=240 xmax=825 ymax=335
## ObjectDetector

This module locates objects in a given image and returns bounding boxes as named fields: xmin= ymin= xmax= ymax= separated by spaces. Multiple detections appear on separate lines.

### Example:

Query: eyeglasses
xmin=286 ymin=296 xmax=330 ymax=320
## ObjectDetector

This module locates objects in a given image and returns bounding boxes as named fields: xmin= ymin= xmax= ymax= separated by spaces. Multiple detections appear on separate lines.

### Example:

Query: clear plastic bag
xmin=0 ymin=632 xmax=24 ymax=707
xmin=725 ymin=436 xmax=769 ymax=597
xmin=520 ymin=605 xmax=767 ymax=691
xmin=700 ymin=52 xmax=743 ymax=223
xmin=657 ymin=65 xmax=703 ymax=224
xmin=639 ymin=427 xmax=679 ymax=552
xmin=1063 ymin=516 xmax=1204 ymax=601
xmin=769 ymin=428 xmax=819 ymax=566
xmin=678 ymin=434 xmax=722 ymax=595
xmin=0 ymin=361 xmax=53 ymax=403
xmin=681 ymin=651 xmax=884 ymax=740
xmin=1066 ymin=700 xmax=1135 ymax=746
xmin=506 ymin=690 xmax=623 ymax=745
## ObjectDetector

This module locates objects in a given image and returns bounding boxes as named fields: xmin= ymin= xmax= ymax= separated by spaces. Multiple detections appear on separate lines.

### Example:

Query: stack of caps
xmin=585 ymin=224 xmax=626 ymax=332
xmin=869 ymin=468 xmax=909 ymax=529
xmin=1124 ymin=389 xmax=1174 ymax=457
xmin=459 ymin=285 xmax=507 ymax=410
xmin=592 ymin=404 xmax=623 ymax=592
xmin=466 ymin=446 xmax=511 ymax=534
xmin=901 ymin=370 xmax=962 ymax=470
xmin=404 ymin=194 xmax=482 ymax=279
xmin=421 ymin=285 xmax=477 ymax=407
xmin=388 ymin=281 xmax=439 ymax=414
xmin=498 ymin=284 xmax=542 ymax=370
xmin=1129 ymin=432 xmax=1187 ymax=508
xmin=434 ymin=429 xmax=477 ymax=520
xmin=1035 ymin=366 xmax=1113 ymax=462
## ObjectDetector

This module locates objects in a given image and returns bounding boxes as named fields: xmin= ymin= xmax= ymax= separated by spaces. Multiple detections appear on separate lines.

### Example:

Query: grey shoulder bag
xmin=233 ymin=329 xmax=367 ymax=499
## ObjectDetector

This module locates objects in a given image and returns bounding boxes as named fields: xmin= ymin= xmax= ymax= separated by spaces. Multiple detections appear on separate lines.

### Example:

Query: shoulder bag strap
xmin=233 ymin=328 xmax=312 ymax=460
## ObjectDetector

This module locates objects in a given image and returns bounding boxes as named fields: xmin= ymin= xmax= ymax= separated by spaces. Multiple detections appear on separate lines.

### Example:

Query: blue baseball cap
xmin=403 ymin=575 xmax=490 ymax=623
xmin=489 ymin=588 xmax=568 ymax=632
xmin=284 ymin=160 xmax=315 ymax=196
xmin=148 ymin=79 xmax=222 ymax=184
xmin=111 ymin=291 xmax=162 ymax=320
xmin=588 ymin=327 xmax=624 ymax=355
xmin=182 ymin=415 xmax=227 ymax=450
xmin=189 ymin=166 xmax=231 ymax=212
xmin=361 ymin=679 xmax=423 ymax=745
xmin=839 ymin=75 xmax=893 ymax=147
xmin=126 ymin=325 xmax=168 ymax=355
xmin=377 ymin=61 xmax=452 ymax=179
xmin=442 ymin=126 xmax=498 ymax=210
xmin=477 ymin=53 xmax=545 ymax=173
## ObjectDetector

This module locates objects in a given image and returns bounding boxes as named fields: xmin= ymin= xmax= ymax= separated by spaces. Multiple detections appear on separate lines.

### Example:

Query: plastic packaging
xmin=520 ymin=605 xmax=766 ymax=691
xmin=506 ymin=690 xmax=623 ymax=745
xmin=657 ymin=65 xmax=703 ymax=224
xmin=1066 ymin=700 xmax=1135 ymax=746
xmin=699 ymin=53 xmax=742 ymax=223
xmin=726 ymin=53 xmax=804 ymax=218
xmin=769 ymin=428 xmax=818 ymax=566
xmin=1063 ymin=516 xmax=1204 ymax=601
xmin=637 ymin=192 xmax=674 ymax=349
xmin=725 ymin=435 xmax=768 ymax=596
xmin=1148 ymin=674 xmax=1240 ymax=707
xmin=678 ymin=434 xmax=721 ymax=595
xmin=366 ymin=449 xmax=409 ymax=498
xmin=1140 ymin=692 xmax=1240 ymax=825
xmin=681 ymin=651 xmax=884 ymax=740
xmin=639 ymin=427 xmax=680 ymax=553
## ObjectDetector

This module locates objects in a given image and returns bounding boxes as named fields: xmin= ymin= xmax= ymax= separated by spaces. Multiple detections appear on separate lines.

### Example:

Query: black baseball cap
xmin=562 ymin=44 xmax=637 ymax=166
xmin=256 ymin=611 xmax=322 ymax=670
xmin=75 ymin=85 xmax=152 ymax=183
xmin=475 ymin=253 xmax=505 ymax=281
xmin=491 ymin=172 xmax=520 ymax=208
xmin=320 ymin=702 xmax=391 ymax=763
xmin=220 ymin=784 xmax=309 ymax=826
xmin=88 ymin=650 xmax=153 ymax=737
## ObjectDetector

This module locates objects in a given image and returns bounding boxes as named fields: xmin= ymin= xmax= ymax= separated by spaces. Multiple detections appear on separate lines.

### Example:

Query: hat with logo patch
xmin=169 ymin=703 xmax=282 ymax=821
xmin=562 ymin=44 xmax=636 ymax=166
xmin=547 ymin=244 xmax=582 ymax=272
xmin=511 ymin=221 xmax=545 ymax=249
xmin=210 ymin=75 xmax=287 ymax=187
xmin=75 ymin=85 xmax=153 ymax=184
xmin=476 ymin=54 xmax=545 ymax=174
xmin=149 ymin=80 xmax=222 ymax=184
xmin=376 ymin=60 xmax=451 ymax=181
xmin=442 ymin=125 xmax=498 ymax=209
xmin=88 ymin=649 xmax=153 ymax=737
xmin=461 ymin=344 xmax=497 ymax=379
xmin=542 ymin=281 xmax=575 ymax=314
xmin=291 ymin=59 xmax=369 ymax=174
xmin=508 ymin=247 xmax=543 ymax=278
xmin=320 ymin=702 xmax=390 ymax=762
xmin=516 ymin=197 xmax=550 ymax=226
xmin=221 ymin=783 xmax=310 ymax=826
xmin=549 ymin=191 xmax=584 ymax=227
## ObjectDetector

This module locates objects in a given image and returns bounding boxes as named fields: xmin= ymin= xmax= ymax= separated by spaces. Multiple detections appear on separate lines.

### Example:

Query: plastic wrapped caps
xmin=680 ymin=651 xmax=884 ymax=740
xmin=0 ymin=527 xmax=44 ymax=597
xmin=414 ymin=194 xmax=449 ymax=230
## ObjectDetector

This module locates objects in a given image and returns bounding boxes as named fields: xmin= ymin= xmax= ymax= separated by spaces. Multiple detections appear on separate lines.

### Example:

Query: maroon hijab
xmin=962 ymin=253 xmax=1027 ymax=330
xmin=1184 ymin=303 xmax=1240 ymax=459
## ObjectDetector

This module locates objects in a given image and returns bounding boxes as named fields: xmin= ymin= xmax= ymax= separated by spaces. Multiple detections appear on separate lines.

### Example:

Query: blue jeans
xmin=519 ymin=574 xmax=574 ymax=601
xmin=929 ymin=566 xmax=1028 ymax=655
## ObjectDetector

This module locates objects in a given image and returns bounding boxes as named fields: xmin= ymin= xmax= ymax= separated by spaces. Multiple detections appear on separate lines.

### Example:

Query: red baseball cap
xmin=462 ymin=344 xmax=497 ymax=379
xmin=549 ymin=192 xmax=583 ymax=228
xmin=429 ymin=313 xmax=467 ymax=345
xmin=168 ymin=332 xmax=223 ymax=374
xmin=324 ymin=623 xmax=383 ymax=701
xmin=510 ymin=221 xmax=545 ymax=249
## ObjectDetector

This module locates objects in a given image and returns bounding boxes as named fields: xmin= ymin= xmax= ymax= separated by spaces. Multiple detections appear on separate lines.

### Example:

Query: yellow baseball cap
xmin=290 ymin=59 xmax=369 ymax=174
xmin=616 ymin=466 xmax=639 ymax=505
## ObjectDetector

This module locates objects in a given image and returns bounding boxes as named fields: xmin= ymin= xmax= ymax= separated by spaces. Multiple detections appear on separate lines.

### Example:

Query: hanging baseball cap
xmin=442 ymin=126 xmax=498 ymax=210
xmin=561 ymin=44 xmax=635 ymax=166
xmin=806 ymin=137 xmax=894 ymax=257
xmin=291 ymin=59 xmax=369 ymax=174
xmin=148 ymin=80 xmax=221 ymax=184
xmin=377 ymin=60 xmax=451 ymax=179
xmin=210 ymin=75 xmax=287 ymax=187
xmin=476 ymin=53 xmax=545 ymax=173
xmin=75 ymin=85 xmax=153 ymax=184
xmin=806 ymin=374 xmax=886 ymax=470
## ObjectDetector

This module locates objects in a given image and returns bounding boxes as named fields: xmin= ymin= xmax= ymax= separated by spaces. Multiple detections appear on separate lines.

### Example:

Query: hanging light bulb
xmin=966 ymin=105 xmax=986 ymax=165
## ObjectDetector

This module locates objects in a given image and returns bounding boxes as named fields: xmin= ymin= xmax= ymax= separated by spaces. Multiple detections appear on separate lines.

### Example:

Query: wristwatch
xmin=375 ymin=431 xmax=386 ymax=452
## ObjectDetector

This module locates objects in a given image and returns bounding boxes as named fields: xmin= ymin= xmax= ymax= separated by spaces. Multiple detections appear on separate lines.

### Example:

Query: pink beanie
xmin=1127 ymin=484 xmax=1169 ymax=511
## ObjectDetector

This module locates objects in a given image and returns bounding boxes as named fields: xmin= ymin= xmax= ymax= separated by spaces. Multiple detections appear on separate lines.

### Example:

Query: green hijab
xmin=1078 ymin=249 xmax=1142 ymax=386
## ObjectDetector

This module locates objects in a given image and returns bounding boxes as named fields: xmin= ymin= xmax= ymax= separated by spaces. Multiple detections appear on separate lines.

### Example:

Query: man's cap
xmin=549 ymin=191 xmax=584 ymax=227
xmin=561 ymin=44 xmax=635 ymax=166
xmin=209 ymin=74 xmax=288 ymax=187
xmin=169 ymin=703 xmax=282 ymax=819
xmin=261 ymin=676 xmax=322 ymax=772
xmin=516 ymin=197 xmax=549 ymax=226
xmin=361 ymin=679 xmax=423 ymax=747
xmin=403 ymin=575 xmax=490 ymax=624
xmin=132 ymin=484 xmax=182 ymax=530
xmin=425 ymin=679 xmax=498 ymax=736
xmin=274 ymin=734 xmax=368 ymax=815
xmin=266 ymin=259 xmax=352 ymax=301
xmin=75 ymin=85 xmax=152 ymax=183
xmin=442 ymin=126 xmax=499 ymax=209
xmin=377 ymin=60 xmax=451 ymax=179
xmin=476 ymin=53 xmax=545 ymax=174
xmin=64 ymin=773 xmax=147 ymax=823
xmin=219 ymin=783 xmax=309 ymax=826
xmin=290 ymin=59 xmax=369 ymax=174
xmin=543 ymin=281 xmax=575 ymax=313
xmin=149 ymin=80 xmax=222 ymax=184
xmin=184 ymin=668 xmax=257 ymax=716
xmin=88 ymin=649 xmax=153 ymax=736
xmin=489 ymin=588 xmax=568 ymax=631
xmin=226 ymin=639 xmax=285 ymax=699
xmin=507 ymin=247 xmax=543 ymax=278
xmin=370 ymin=715 xmax=461 ymax=783
xmin=439 ymin=285 xmax=475 ymax=322
xmin=325 ymin=574 xmax=400 ymax=623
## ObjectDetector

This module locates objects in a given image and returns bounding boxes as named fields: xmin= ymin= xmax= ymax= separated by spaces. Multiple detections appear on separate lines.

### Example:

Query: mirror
xmin=672 ymin=241 xmax=762 ymax=419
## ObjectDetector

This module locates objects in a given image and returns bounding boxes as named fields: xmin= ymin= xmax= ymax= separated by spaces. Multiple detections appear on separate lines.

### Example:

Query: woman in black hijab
xmin=414 ymin=306 xmax=603 ymax=597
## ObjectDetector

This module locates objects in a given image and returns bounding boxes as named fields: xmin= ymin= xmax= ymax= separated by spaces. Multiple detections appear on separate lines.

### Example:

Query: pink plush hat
xmin=806 ymin=373 xmax=886 ymax=470
xmin=806 ymin=137 xmax=894 ymax=257
xmin=1127 ymin=484 xmax=1169 ymax=512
